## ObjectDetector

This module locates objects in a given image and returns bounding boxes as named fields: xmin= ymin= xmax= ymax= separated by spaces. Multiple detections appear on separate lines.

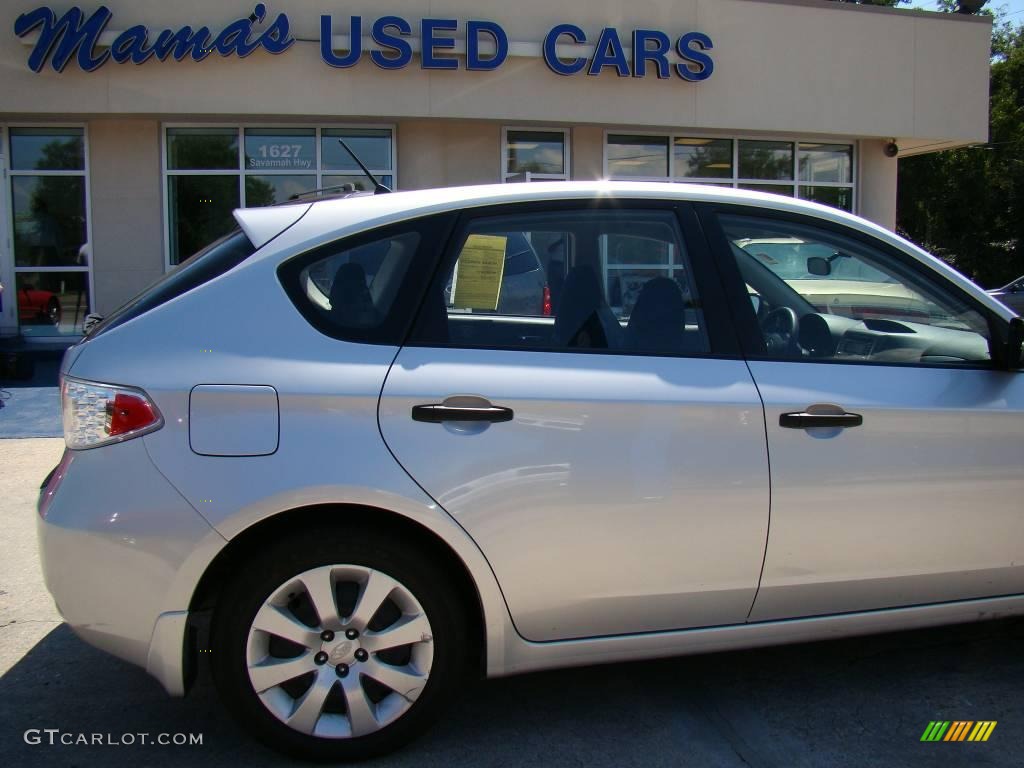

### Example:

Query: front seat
xmin=553 ymin=266 xmax=621 ymax=349
xmin=330 ymin=262 xmax=378 ymax=328
xmin=625 ymin=277 xmax=697 ymax=354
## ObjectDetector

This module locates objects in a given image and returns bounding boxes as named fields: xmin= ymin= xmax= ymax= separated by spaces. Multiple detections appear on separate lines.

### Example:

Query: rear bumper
xmin=37 ymin=440 xmax=216 ymax=695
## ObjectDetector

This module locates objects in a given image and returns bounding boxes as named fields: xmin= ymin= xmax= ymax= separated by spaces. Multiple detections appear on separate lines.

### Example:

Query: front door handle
xmin=780 ymin=411 xmax=863 ymax=429
xmin=411 ymin=403 xmax=514 ymax=424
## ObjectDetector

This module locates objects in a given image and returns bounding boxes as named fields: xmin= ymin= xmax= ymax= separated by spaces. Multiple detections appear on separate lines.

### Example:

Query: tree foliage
xmin=897 ymin=21 xmax=1023 ymax=288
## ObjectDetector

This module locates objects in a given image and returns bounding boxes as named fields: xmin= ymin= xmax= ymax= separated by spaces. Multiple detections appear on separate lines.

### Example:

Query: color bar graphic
xmin=920 ymin=720 xmax=996 ymax=742
xmin=921 ymin=721 xmax=950 ymax=742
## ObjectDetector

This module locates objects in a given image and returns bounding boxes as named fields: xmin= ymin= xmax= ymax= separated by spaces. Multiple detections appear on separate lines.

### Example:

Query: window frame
xmin=161 ymin=122 xmax=397 ymax=270
xmin=406 ymin=198 xmax=741 ymax=359
xmin=501 ymin=126 xmax=571 ymax=183
xmin=3 ymin=122 xmax=94 ymax=337
xmin=603 ymin=130 xmax=857 ymax=213
xmin=695 ymin=201 xmax=1007 ymax=371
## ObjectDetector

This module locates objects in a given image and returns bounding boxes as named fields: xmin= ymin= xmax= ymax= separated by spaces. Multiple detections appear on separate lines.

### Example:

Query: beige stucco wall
xmin=0 ymin=0 xmax=991 ymax=146
xmin=397 ymin=120 xmax=500 ymax=188
xmin=87 ymin=119 xmax=163 ymax=313
xmin=571 ymin=126 xmax=605 ymax=181
xmin=858 ymin=139 xmax=899 ymax=233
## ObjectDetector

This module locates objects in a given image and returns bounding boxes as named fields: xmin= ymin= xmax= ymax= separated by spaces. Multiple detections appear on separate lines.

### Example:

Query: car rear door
xmin=700 ymin=205 xmax=1024 ymax=622
xmin=378 ymin=199 xmax=770 ymax=642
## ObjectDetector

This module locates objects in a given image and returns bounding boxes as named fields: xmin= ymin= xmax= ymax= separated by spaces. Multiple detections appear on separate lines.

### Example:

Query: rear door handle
xmin=411 ymin=404 xmax=514 ymax=424
xmin=780 ymin=411 xmax=863 ymax=429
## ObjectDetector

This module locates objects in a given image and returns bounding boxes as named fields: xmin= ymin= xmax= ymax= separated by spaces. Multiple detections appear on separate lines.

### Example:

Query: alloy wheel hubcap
xmin=245 ymin=564 xmax=434 ymax=739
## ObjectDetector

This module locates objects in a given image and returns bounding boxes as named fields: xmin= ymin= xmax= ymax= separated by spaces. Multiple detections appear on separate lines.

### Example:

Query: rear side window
xmin=89 ymin=230 xmax=256 ymax=337
xmin=300 ymin=233 xmax=421 ymax=329
xmin=413 ymin=208 xmax=710 ymax=357
xmin=278 ymin=214 xmax=454 ymax=344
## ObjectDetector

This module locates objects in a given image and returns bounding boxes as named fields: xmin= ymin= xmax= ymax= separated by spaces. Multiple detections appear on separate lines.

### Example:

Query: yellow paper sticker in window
xmin=451 ymin=234 xmax=507 ymax=311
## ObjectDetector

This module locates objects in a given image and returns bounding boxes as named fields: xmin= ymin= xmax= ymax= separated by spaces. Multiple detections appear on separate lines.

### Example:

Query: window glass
xmin=674 ymin=138 xmax=733 ymax=179
xmin=294 ymin=232 xmax=421 ymax=333
xmin=738 ymin=140 xmax=794 ymax=181
xmin=12 ymin=175 xmax=87 ymax=267
xmin=414 ymin=209 xmax=709 ymax=356
xmin=738 ymin=183 xmax=794 ymax=197
xmin=10 ymin=128 xmax=84 ymax=171
xmin=168 ymin=176 xmax=240 ymax=265
xmin=800 ymin=186 xmax=853 ymax=212
xmin=505 ymin=130 xmax=565 ymax=175
xmin=165 ymin=126 xmax=396 ymax=264
xmin=245 ymin=175 xmax=316 ymax=206
xmin=799 ymin=143 xmax=853 ymax=184
xmin=15 ymin=271 xmax=90 ymax=336
xmin=720 ymin=214 xmax=992 ymax=365
xmin=244 ymin=128 xmax=316 ymax=172
xmin=322 ymin=174 xmax=394 ymax=193
xmin=607 ymin=135 xmax=669 ymax=177
xmin=604 ymin=135 xmax=853 ymax=212
xmin=167 ymin=128 xmax=239 ymax=170
xmin=321 ymin=128 xmax=391 ymax=171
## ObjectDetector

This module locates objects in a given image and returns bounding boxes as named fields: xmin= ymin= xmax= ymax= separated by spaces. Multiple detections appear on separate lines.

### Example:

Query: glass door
xmin=9 ymin=126 xmax=91 ymax=337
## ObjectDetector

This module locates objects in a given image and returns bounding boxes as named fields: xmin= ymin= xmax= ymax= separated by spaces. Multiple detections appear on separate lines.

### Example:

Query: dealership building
xmin=0 ymin=0 xmax=991 ymax=339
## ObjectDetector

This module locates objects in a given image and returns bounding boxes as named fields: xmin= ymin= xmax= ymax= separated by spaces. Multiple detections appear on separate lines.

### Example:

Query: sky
xmin=924 ymin=0 xmax=1024 ymax=21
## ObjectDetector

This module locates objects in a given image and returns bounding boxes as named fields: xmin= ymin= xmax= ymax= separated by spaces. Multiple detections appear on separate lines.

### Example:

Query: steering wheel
xmin=761 ymin=306 xmax=800 ymax=356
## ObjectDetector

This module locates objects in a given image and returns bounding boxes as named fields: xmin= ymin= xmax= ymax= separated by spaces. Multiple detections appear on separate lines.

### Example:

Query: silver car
xmin=38 ymin=182 xmax=1024 ymax=761
xmin=990 ymin=275 xmax=1024 ymax=315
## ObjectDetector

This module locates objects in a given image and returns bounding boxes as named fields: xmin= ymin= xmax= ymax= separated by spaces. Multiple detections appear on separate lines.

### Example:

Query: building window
xmin=163 ymin=125 xmax=395 ymax=265
xmin=604 ymin=133 xmax=855 ymax=212
xmin=503 ymin=128 xmax=570 ymax=182
xmin=8 ymin=126 xmax=92 ymax=336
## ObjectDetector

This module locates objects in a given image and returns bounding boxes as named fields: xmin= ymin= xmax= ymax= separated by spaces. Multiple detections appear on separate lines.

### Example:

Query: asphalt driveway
xmin=1 ymin=438 xmax=1021 ymax=768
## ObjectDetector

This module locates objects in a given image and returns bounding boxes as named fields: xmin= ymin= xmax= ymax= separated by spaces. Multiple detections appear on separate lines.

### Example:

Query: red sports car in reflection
xmin=17 ymin=284 xmax=61 ymax=325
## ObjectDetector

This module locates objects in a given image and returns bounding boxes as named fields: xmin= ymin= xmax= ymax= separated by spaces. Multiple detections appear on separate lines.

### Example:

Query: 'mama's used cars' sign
xmin=14 ymin=4 xmax=715 ymax=81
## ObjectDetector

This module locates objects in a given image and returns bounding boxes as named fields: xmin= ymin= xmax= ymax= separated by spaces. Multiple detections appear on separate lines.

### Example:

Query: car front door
xmin=702 ymin=206 xmax=1024 ymax=622
xmin=378 ymin=201 xmax=770 ymax=642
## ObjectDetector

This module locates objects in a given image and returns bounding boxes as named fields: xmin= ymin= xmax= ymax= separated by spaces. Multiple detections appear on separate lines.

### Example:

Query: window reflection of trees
xmin=14 ymin=138 xmax=86 ymax=268
xmin=739 ymin=142 xmax=794 ymax=181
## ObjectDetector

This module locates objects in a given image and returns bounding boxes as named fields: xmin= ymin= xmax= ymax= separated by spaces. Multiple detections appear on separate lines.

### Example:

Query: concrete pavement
xmin=1 ymin=437 xmax=1022 ymax=767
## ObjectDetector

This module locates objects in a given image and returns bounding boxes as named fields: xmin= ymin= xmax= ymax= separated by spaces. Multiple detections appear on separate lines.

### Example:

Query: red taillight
xmin=542 ymin=285 xmax=552 ymax=316
xmin=63 ymin=377 xmax=163 ymax=449
xmin=107 ymin=392 xmax=159 ymax=436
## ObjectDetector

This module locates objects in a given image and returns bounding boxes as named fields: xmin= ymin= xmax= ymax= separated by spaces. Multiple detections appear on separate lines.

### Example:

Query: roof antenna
xmin=337 ymin=139 xmax=391 ymax=194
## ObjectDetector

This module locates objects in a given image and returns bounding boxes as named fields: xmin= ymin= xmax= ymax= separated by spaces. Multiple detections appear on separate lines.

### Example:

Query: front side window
xmin=9 ymin=127 xmax=91 ymax=335
xmin=165 ymin=126 xmax=395 ymax=265
xmin=412 ymin=208 xmax=709 ymax=357
xmin=720 ymin=213 xmax=992 ymax=366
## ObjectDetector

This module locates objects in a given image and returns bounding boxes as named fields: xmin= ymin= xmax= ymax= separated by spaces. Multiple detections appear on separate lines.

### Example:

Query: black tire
xmin=211 ymin=526 xmax=468 ymax=762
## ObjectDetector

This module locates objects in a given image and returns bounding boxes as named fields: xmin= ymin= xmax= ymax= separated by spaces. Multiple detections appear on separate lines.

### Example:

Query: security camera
xmin=884 ymin=142 xmax=899 ymax=158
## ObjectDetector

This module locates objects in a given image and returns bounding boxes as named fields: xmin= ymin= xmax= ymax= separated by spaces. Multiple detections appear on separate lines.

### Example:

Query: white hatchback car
xmin=39 ymin=182 xmax=1024 ymax=761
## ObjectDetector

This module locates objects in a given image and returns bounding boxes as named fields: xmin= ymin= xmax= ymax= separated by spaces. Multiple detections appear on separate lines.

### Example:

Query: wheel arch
xmin=188 ymin=503 xmax=488 ymax=678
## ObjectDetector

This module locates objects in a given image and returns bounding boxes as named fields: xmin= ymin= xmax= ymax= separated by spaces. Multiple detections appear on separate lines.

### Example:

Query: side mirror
xmin=1005 ymin=316 xmax=1024 ymax=370
xmin=807 ymin=257 xmax=831 ymax=277
xmin=749 ymin=294 xmax=762 ymax=315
